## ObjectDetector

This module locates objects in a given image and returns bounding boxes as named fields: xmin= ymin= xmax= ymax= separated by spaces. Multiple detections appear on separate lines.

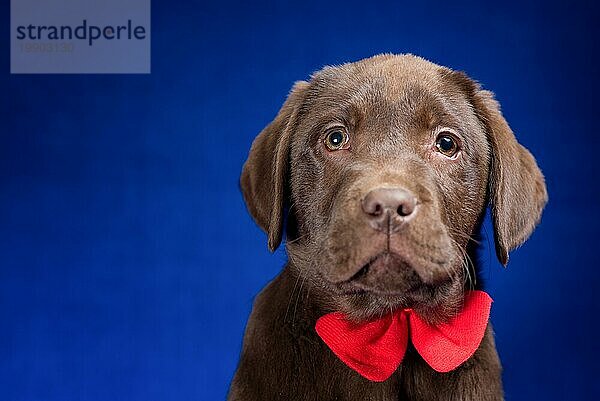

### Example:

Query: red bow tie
xmin=315 ymin=290 xmax=492 ymax=382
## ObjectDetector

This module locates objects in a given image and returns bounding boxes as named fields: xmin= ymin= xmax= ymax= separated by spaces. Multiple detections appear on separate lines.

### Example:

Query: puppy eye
xmin=324 ymin=128 xmax=350 ymax=151
xmin=435 ymin=133 xmax=459 ymax=158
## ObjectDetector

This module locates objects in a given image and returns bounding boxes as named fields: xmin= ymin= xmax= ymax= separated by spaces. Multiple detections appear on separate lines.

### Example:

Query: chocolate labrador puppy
xmin=229 ymin=54 xmax=547 ymax=400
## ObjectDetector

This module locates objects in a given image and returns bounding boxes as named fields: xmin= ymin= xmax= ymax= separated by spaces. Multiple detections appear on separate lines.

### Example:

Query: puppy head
xmin=241 ymin=54 xmax=547 ymax=321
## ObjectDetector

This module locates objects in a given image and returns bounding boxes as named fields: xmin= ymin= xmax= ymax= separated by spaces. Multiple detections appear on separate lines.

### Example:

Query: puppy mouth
xmin=335 ymin=252 xmax=429 ymax=296
xmin=326 ymin=250 xmax=461 ymax=320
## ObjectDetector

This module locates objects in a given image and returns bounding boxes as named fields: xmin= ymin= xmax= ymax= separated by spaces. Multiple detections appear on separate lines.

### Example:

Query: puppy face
xmin=241 ymin=55 xmax=547 ymax=321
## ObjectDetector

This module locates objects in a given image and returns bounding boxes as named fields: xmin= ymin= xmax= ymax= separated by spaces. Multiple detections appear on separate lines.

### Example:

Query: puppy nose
xmin=361 ymin=188 xmax=417 ymax=231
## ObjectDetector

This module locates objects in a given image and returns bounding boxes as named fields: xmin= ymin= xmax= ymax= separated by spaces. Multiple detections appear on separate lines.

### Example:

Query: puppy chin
xmin=333 ymin=277 xmax=465 ymax=323
xmin=322 ymin=251 xmax=464 ymax=322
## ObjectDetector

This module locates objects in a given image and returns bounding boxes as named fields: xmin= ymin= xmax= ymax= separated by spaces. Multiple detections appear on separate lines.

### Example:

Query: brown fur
xmin=229 ymin=54 xmax=547 ymax=400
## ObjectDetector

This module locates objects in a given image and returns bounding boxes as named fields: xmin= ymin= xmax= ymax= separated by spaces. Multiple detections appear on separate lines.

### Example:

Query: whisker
xmin=447 ymin=226 xmax=481 ymax=245
xmin=284 ymin=270 xmax=302 ymax=324
xmin=292 ymin=276 xmax=306 ymax=326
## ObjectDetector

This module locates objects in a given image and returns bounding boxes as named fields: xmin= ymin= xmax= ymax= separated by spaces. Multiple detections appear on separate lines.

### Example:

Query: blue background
xmin=1 ymin=1 xmax=598 ymax=400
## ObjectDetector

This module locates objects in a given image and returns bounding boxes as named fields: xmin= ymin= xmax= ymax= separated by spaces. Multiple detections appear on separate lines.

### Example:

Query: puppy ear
xmin=240 ymin=81 xmax=309 ymax=252
xmin=473 ymin=90 xmax=548 ymax=265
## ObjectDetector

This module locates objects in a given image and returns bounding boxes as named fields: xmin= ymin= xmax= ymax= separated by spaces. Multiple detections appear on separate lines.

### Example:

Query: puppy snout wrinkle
xmin=361 ymin=187 xmax=417 ymax=232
